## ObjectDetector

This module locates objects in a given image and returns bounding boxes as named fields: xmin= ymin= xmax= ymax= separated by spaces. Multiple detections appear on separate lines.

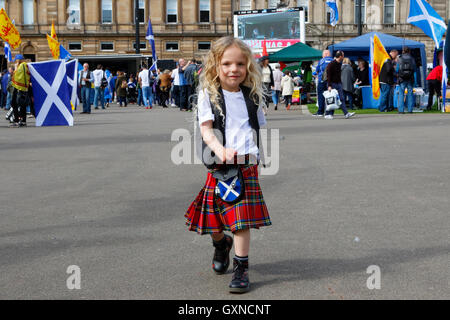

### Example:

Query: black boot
xmin=212 ymin=234 xmax=233 ymax=274
xmin=229 ymin=257 xmax=250 ymax=293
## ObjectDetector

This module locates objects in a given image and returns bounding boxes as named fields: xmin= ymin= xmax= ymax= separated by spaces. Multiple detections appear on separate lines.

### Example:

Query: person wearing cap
xmin=10 ymin=54 xmax=30 ymax=127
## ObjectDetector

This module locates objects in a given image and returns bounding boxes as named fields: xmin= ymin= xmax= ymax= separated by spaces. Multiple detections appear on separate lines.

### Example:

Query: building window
xmin=0 ymin=0 xmax=5 ymax=10
xmin=198 ymin=41 xmax=211 ymax=50
xmin=67 ymin=0 xmax=80 ymax=25
xmin=100 ymin=41 xmax=114 ymax=51
xmin=297 ymin=0 xmax=308 ymax=22
xmin=199 ymin=0 xmax=210 ymax=23
xmin=384 ymin=0 xmax=395 ymax=24
xmin=355 ymin=0 xmax=366 ymax=24
xmin=23 ymin=0 xmax=34 ymax=25
xmin=268 ymin=0 xmax=278 ymax=9
xmin=239 ymin=0 xmax=251 ymax=11
xmin=167 ymin=0 xmax=177 ymax=23
xmin=166 ymin=41 xmax=179 ymax=51
xmin=135 ymin=0 xmax=145 ymax=24
xmin=68 ymin=42 xmax=82 ymax=51
xmin=133 ymin=42 xmax=147 ymax=50
xmin=326 ymin=4 xmax=331 ymax=24
xmin=102 ymin=0 xmax=113 ymax=24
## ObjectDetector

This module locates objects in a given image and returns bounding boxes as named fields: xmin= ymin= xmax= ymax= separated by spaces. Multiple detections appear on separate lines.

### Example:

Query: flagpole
xmin=357 ymin=0 xmax=362 ymax=36
xmin=332 ymin=26 xmax=335 ymax=45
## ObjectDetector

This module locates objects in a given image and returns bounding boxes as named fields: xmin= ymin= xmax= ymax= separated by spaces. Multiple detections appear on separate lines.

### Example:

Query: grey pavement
xmin=0 ymin=104 xmax=449 ymax=299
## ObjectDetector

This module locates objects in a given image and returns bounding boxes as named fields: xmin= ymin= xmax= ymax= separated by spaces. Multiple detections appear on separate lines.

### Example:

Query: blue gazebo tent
xmin=328 ymin=32 xmax=427 ymax=88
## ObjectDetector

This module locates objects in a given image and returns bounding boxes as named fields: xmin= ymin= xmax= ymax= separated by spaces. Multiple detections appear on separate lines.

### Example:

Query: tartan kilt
xmin=185 ymin=165 xmax=271 ymax=235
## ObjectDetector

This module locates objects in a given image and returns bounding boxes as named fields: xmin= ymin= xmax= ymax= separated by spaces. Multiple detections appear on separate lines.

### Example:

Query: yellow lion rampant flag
xmin=51 ymin=22 xmax=58 ymax=42
xmin=47 ymin=34 xmax=60 ymax=59
xmin=0 ymin=8 xmax=21 ymax=49
xmin=371 ymin=35 xmax=390 ymax=100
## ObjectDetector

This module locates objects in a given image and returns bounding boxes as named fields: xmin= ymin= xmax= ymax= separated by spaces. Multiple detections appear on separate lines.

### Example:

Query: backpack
xmin=100 ymin=71 xmax=108 ymax=88
xmin=399 ymin=56 xmax=414 ymax=80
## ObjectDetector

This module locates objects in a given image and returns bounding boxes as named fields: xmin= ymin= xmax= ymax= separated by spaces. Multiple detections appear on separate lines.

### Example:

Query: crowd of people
xmin=1 ymin=43 xmax=446 ymax=127
xmin=77 ymin=59 xmax=203 ymax=114
xmin=1 ymin=55 xmax=33 ymax=127
xmin=313 ymin=46 xmax=444 ymax=119
xmin=260 ymin=57 xmax=315 ymax=111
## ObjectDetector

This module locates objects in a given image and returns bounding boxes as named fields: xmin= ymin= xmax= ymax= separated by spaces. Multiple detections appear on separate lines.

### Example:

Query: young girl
xmin=185 ymin=36 xmax=271 ymax=293
xmin=281 ymin=70 xmax=294 ymax=110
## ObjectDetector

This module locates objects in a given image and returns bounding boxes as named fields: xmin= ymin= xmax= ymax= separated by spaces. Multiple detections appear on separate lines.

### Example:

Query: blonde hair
xmin=343 ymin=58 xmax=351 ymax=65
xmin=198 ymin=36 xmax=264 ymax=118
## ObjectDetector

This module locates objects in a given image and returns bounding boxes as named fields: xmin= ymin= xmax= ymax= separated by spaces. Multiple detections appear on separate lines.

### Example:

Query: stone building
xmin=1 ymin=0 xmax=449 ymax=72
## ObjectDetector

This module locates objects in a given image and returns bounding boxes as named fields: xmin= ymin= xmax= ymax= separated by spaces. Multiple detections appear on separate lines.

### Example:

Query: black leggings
xmin=11 ymin=88 xmax=27 ymax=123
xmin=284 ymin=95 xmax=292 ymax=108
xmin=427 ymin=80 xmax=441 ymax=109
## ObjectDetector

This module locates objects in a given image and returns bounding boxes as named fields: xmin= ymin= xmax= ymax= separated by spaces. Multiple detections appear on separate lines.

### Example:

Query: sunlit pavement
xmin=0 ymin=104 xmax=449 ymax=299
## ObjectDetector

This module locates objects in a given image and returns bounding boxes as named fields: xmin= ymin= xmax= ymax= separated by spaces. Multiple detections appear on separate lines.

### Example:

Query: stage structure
xmin=233 ymin=7 xmax=306 ymax=54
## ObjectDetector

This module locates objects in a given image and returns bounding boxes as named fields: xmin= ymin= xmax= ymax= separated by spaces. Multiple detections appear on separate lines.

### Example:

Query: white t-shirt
xmin=262 ymin=66 xmax=272 ymax=84
xmin=138 ymin=69 xmax=150 ymax=87
xmin=273 ymin=69 xmax=283 ymax=91
xmin=197 ymin=89 xmax=267 ymax=156
xmin=92 ymin=69 xmax=105 ymax=87
xmin=171 ymin=68 xmax=179 ymax=85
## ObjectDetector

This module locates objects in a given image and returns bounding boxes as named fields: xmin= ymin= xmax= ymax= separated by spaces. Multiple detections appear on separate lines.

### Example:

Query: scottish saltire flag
xmin=407 ymin=0 xmax=447 ymax=49
xmin=28 ymin=60 xmax=73 ymax=126
xmin=4 ymin=41 xmax=11 ymax=62
xmin=146 ymin=18 xmax=158 ymax=71
xmin=65 ymin=59 xmax=79 ymax=111
xmin=326 ymin=0 xmax=339 ymax=27
xmin=60 ymin=44 xmax=72 ymax=61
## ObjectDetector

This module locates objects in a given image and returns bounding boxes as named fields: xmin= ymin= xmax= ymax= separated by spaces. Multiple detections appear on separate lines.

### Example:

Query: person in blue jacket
xmin=1 ymin=68 xmax=12 ymax=110
xmin=313 ymin=50 xmax=334 ymax=117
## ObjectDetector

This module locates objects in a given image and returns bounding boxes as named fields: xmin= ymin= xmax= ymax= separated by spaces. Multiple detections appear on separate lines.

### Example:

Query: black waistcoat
xmin=202 ymin=85 xmax=260 ymax=169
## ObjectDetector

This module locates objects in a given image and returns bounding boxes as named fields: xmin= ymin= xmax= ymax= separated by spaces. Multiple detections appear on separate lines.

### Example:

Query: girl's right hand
xmin=221 ymin=148 xmax=237 ymax=163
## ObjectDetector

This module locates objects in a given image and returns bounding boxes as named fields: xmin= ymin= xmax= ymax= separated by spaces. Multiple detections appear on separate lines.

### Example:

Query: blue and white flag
xmin=326 ymin=0 xmax=339 ymax=27
xmin=65 ymin=59 xmax=79 ymax=111
xmin=4 ymin=42 xmax=12 ymax=63
xmin=407 ymin=0 xmax=447 ymax=49
xmin=28 ymin=60 xmax=73 ymax=126
xmin=60 ymin=44 xmax=72 ymax=61
xmin=146 ymin=17 xmax=158 ymax=71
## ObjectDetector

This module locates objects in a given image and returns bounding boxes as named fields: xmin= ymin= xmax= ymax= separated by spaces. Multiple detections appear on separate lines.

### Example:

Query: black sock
xmin=234 ymin=255 xmax=248 ymax=262
xmin=212 ymin=235 xmax=228 ymax=250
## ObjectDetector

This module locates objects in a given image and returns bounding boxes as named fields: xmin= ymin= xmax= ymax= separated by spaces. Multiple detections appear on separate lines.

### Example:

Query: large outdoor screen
xmin=234 ymin=8 xmax=303 ymax=52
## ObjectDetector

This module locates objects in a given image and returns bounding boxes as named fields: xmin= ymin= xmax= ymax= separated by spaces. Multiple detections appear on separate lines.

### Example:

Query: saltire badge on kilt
xmin=214 ymin=168 xmax=245 ymax=204
xmin=28 ymin=59 xmax=73 ymax=127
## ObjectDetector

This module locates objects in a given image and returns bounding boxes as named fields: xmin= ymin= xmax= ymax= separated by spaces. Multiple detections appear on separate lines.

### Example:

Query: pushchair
xmin=127 ymin=82 xmax=137 ymax=103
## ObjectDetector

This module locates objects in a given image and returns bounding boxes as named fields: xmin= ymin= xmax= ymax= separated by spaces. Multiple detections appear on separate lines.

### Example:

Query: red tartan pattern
xmin=185 ymin=165 xmax=271 ymax=235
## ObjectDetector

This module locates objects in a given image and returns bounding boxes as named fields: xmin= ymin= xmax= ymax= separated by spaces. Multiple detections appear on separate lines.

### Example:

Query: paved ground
xmin=0 ymin=104 xmax=449 ymax=300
